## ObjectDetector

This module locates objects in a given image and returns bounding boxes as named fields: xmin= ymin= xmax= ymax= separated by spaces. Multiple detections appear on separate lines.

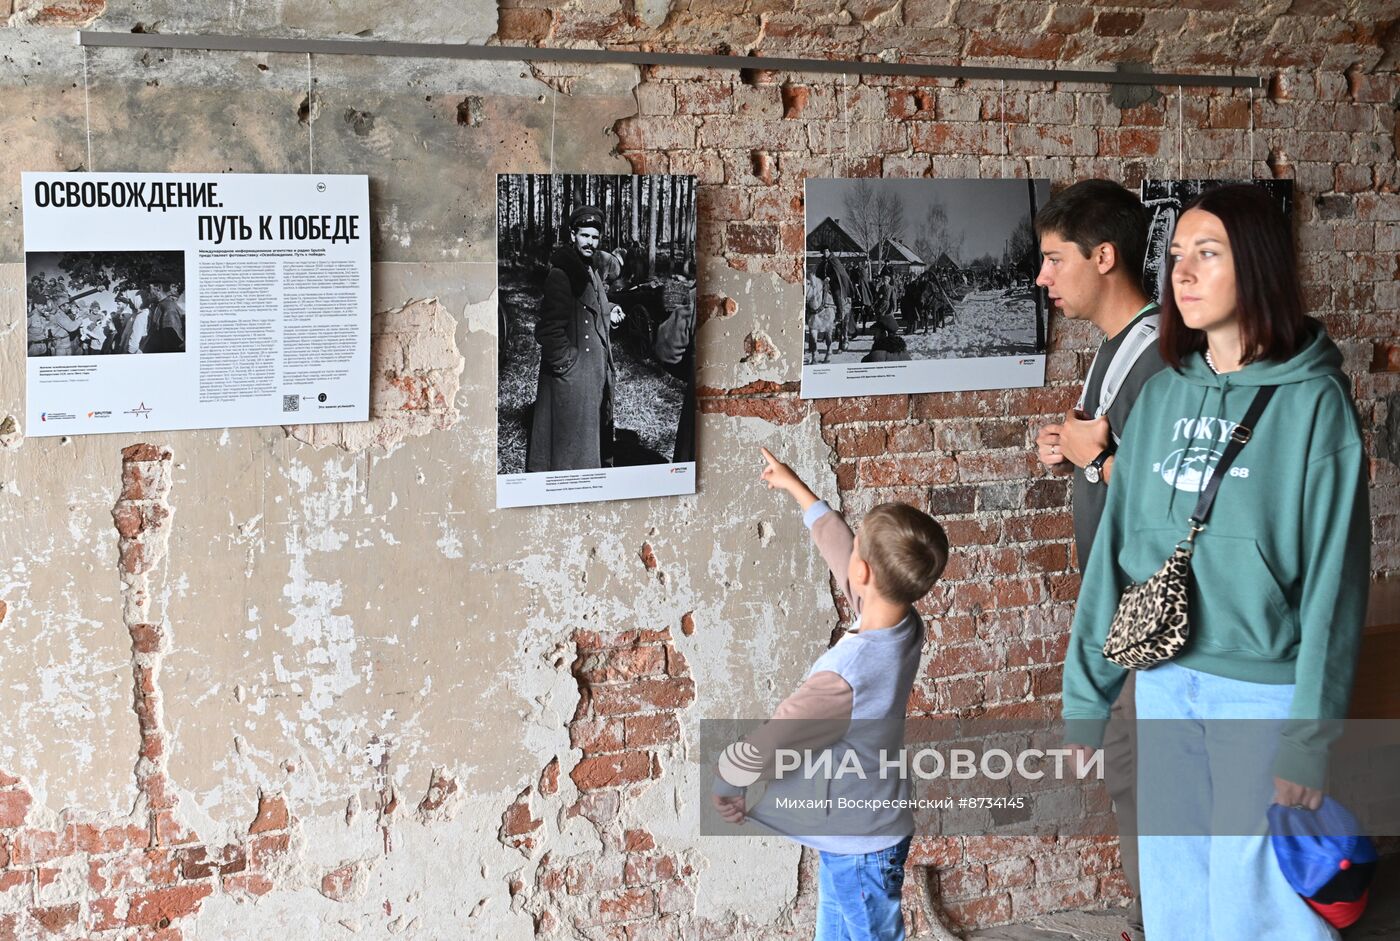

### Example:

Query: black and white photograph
xmin=26 ymin=250 xmax=186 ymax=357
xmin=801 ymin=178 xmax=1051 ymax=399
xmin=1140 ymin=179 xmax=1295 ymax=302
xmin=496 ymin=173 xmax=697 ymax=508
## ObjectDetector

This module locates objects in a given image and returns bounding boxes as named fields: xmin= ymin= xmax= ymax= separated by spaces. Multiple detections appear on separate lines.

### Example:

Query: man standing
xmin=115 ymin=290 xmax=151 ymax=354
xmin=1033 ymin=179 xmax=1164 ymax=941
xmin=145 ymin=284 xmax=186 ymax=354
xmin=527 ymin=205 xmax=626 ymax=472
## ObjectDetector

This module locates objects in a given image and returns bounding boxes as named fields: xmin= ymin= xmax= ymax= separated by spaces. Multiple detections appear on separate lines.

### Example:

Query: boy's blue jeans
xmin=1136 ymin=662 xmax=1340 ymax=941
xmin=815 ymin=835 xmax=911 ymax=941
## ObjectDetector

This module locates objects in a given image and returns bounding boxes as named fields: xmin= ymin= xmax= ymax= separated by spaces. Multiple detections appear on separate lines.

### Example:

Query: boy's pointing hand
xmin=760 ymin=447 xmax=821 ymax=511
xmin=759 ymin=446 xmax=798 ymax=491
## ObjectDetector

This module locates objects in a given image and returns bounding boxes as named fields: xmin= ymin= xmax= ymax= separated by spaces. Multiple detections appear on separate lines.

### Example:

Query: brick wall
xmin=502 ymin=2 xmax=1399 ymax=934
xmin=3 ymin=1 xmax=1397 ymax=937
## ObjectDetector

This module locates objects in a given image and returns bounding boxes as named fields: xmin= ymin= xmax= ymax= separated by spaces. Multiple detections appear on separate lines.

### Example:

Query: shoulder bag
xmin=1102 ymin=384 xmax=1278 ymax=670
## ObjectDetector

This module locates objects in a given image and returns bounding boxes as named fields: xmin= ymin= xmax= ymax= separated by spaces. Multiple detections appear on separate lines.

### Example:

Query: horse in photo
xmin=805 ymin=271 xmax=837 ymax=364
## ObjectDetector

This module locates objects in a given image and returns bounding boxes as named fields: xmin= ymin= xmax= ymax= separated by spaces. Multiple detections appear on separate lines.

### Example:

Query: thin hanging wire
xmin=82 ymin=45 xmax=93 ymax=171
xmin=1247 ymin=85 xmax=1255 ymax=180
xmin=306 ymin=53 xmax=315 ymax=173
xmin=1176 ymin=85 xmax=1184 ymax=179
xmin=548 ymin=86 xmax=558 ymax=175
xmin=840 ymin=73 xmax=852 ymax=177
xmin=999 ymin=79 xmax=1008 ymax=178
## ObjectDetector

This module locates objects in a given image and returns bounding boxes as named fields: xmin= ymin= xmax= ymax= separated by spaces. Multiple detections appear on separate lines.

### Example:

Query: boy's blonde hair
xmin=858 ymin=502 xmax=949 ymax=605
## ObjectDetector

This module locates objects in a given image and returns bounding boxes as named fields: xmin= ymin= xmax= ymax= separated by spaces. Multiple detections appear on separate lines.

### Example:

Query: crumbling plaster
xmin=0 ymin=11 xmax=824 ymax=936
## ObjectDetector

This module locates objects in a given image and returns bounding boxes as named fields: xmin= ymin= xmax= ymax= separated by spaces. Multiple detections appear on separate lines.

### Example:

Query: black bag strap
xmin=1189 ymin=385 xmax=1278 ymax=530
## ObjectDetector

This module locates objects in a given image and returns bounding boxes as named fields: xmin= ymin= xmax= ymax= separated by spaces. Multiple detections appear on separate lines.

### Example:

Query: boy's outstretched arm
xmin=759 ymin=447 xmax=857 ymax=607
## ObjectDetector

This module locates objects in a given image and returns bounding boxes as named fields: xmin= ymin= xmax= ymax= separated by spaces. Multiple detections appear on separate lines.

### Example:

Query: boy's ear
xmin=851 ymin=555 xmax=872 ymax=589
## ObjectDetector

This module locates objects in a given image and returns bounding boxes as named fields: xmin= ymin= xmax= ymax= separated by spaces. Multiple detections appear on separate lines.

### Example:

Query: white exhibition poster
xmin=801 ymin=177 xmax=1051 ymax=399
xmin=22 ymin=172 xmax=371 ymax=436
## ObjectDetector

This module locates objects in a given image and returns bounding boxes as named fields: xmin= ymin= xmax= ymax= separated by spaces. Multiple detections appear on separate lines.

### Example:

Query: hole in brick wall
xmin=457 ymin=96 xmax=484 ymax=127
xmin=751 ymin=150 xmax=774 ymax=184
xmin=781 ymin=82 xmax=810 ymax=119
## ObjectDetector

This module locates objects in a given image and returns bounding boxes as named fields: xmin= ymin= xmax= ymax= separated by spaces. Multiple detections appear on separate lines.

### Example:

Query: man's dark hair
xmin=1159 ymin=183 xmax=1305 ymax=368
xmin=1034 ymin=179 xmax=1149 ymax=280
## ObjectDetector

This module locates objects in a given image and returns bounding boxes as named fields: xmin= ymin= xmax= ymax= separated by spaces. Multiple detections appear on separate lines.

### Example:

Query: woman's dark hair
xmin=1159 ymin=184 xmax=1306 ymax=368
xmin=1033 ymin=179 xmax=1149 ymax=279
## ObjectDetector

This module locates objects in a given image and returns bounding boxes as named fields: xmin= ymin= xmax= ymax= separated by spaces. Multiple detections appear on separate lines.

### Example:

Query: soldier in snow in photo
xmin=527 ymin=205 xmax=627 ymax=472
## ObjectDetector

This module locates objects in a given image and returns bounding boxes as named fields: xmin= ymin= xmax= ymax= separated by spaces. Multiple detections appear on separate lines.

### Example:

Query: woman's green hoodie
xmin=1061 ymin=319 xmax=1370 ymax=788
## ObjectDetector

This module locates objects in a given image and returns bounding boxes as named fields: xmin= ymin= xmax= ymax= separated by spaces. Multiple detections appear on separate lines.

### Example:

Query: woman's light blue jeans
xmin=1135 ymin=662 xmax=1340 ymax=940
xmin=815 ymin=835 xmax=910 ymax=940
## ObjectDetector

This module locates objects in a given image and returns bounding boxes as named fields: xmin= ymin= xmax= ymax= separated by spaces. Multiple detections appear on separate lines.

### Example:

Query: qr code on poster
xmin=282 ymin=395 xmax=299 ymax=412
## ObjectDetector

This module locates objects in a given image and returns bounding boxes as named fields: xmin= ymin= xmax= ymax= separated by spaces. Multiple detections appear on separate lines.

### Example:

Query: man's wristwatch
xmin=1084 ymin=446 xmax=1115 ymax=484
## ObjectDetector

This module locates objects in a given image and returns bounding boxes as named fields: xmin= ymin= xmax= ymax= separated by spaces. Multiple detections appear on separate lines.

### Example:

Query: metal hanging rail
xmin=76 ymin=31 xmax=1263 ymax=89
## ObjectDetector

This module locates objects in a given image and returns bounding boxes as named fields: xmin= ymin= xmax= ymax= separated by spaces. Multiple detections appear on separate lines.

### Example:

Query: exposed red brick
xmin=623 ymin=713 xmax=680 ymax=747
xmin=1093 ymin=10 xmax=1143 ymax=36
xmin=124 ymin=883 xmax=212 ymax=927
xmin=624 ymin=829 xmax=655 ymax=852
xmin=495 ymin=8 xmax=553 ymax=41
xmin=726 ymin=222 xmax=780 ymax=254
xmin=535 ymin=758 xmax=561 ymax=798
xmin=320 ymin=862 xmax=359 ymax=902
xmin=590 ymin=678 xmax=695 ymax=715
xmin=570 ymin=752 xmax=652 ymax=791
xmin=249 ymin=793 xmax=289 ymax=834
xmin=0 ymin=790 xmax=31 ymax=829
xmin=177 ymin=843 xmax=247 ymax=880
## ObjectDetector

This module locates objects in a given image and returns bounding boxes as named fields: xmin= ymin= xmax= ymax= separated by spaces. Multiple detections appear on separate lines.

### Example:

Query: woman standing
xmin=1061 ymin=184 xmax=1369 ymax=939
xmin=527 ymin=205 xmax=625 ymax=472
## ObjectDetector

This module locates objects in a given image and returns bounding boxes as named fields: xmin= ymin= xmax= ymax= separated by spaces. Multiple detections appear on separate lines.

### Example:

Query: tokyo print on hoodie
xmin=1062 ymin=318 xmax=1370 ymax=789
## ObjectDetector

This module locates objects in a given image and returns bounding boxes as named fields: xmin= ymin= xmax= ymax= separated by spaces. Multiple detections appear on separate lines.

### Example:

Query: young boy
xmin=712 ymin=447 xmax=949 ymax=941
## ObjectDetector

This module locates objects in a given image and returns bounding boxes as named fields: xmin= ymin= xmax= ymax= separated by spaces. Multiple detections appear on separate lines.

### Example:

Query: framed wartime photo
xmin=801 ymin=177 xmax=1051 ymax=399
xmin=496 ymin=173 xmax=697 ymax=508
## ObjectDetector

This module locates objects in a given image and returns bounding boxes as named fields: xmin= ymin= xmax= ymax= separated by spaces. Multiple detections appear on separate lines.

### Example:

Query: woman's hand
xmin=1272 ymin=777 xmax=1323 ymax=811
xmin=712 ymin=793 xmax=747 ymax=825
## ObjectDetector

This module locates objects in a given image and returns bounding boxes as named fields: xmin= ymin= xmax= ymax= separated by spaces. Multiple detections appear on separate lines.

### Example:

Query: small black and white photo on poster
xmin=26 ymin=250 xmax=187 ymax=358
xmin=1140 ymin=179 xmax=1294 ymax=303
xmin=801 ymin=177 xmax=1051 ymax=398
xmin=496 ymin=173 xmax=697 ymax=508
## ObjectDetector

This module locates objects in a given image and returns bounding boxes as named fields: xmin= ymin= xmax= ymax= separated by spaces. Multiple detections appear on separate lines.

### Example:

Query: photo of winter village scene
xmin=800 ymin=178 xmax=1051 ymax=398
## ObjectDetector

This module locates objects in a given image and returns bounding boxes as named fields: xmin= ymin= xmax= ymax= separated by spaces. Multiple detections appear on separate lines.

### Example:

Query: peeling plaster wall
xmin=0 ymin=2 xmax=1397 ymax=939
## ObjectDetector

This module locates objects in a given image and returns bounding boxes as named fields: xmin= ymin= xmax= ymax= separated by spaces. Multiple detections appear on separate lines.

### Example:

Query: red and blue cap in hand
xmin=1268 ymin=796 xmax=1378 ymax=929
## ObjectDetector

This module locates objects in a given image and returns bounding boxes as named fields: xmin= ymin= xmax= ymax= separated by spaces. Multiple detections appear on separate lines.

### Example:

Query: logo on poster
xmin=124 ymin=402 xmax=153 ymax=420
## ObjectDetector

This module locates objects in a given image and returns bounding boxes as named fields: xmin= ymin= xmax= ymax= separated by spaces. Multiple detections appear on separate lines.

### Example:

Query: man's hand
xmin=1273 ymin=777 xmax=1324 ymax=811
xmin=712 ymin=793 xmax=747 ymax=825
xmin=1058 ymin=410 xmax=1111 ymax=469
xmin=1036 ymin=423 xmax=1070 ymax=470
xmin=609 ymin=304 xmax=626 ymax=327
xmin=760 ymin=447 xmax=820 ymax=512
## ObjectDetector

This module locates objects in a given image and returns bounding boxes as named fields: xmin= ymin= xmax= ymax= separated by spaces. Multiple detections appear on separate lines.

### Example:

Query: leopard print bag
xmin=1101 ymin=543 xmax=1193 ymax=669
xmin=1099 ymin=385 xmax=1277 ymax=672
